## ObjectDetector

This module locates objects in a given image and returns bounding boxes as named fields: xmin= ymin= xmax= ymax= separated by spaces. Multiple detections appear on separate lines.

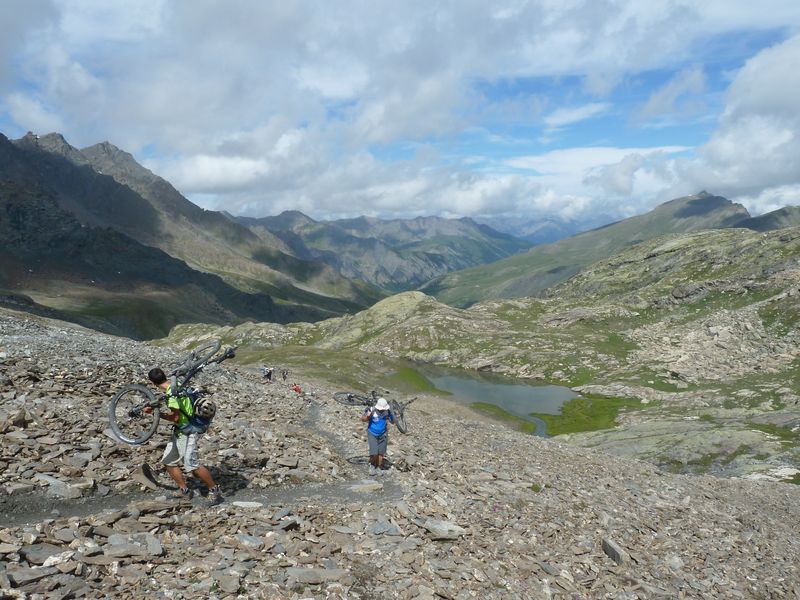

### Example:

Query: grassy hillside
xmin=421 ymin=192 xmax=750 ymax=307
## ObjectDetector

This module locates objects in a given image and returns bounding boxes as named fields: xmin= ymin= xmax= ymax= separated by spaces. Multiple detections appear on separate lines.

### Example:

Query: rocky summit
xmin=1 ymin=308 xmax=799 ymax=598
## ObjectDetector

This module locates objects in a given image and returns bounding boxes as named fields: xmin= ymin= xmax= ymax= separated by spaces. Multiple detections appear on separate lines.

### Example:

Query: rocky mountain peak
xmin=80 ymin=141 xmax=153 ymax=180
xmin=270 ymin=210 xmax=317 ymax=230
xmin=13 ymin=131 xmax=88 ymax=166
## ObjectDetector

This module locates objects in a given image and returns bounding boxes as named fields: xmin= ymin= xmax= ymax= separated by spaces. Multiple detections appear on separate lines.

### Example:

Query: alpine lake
xmin=412 ymin=365 xmax=581 ymax=437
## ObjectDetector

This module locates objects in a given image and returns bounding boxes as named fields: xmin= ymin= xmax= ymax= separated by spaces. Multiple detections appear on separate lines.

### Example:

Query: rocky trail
xmin=1 ymin=308 xmax=800 ymax=598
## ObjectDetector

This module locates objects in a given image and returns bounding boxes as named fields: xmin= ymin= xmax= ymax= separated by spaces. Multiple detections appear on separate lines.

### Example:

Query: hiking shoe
xmin=368 ymin=465 xmax=377 ymax=476
xmin=207 ymin=487 xmax=224 ymax=506
xmin=171 ymin=487 xmax=193 ymax=500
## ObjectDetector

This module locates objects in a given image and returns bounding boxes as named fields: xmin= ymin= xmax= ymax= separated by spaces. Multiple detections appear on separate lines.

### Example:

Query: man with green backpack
xmin=147 ymin=367 xmax=223 ymax=506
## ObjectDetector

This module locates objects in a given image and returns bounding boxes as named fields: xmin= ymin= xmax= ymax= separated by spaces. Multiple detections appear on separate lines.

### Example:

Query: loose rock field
xmin=1 ymin=309 xmax=799 ymax=598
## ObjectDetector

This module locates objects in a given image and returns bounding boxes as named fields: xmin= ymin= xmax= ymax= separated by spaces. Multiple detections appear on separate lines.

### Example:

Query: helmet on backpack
xmin=196 ymin=399 xmax=216 ymax=420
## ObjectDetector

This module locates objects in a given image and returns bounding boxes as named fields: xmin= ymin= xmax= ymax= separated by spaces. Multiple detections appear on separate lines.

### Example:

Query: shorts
xmin=368 ymin=431 xmax=387 ymax=456
xmin=161 ymin=432 xmax=201 ymax=472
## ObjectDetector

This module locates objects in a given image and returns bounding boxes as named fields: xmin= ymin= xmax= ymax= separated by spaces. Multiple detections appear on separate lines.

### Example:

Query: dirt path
xmin=0 ymin=395 xmax=404 ymax=527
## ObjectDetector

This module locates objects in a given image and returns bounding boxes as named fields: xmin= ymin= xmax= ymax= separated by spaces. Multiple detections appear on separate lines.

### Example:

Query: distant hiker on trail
xmin=291 ymin=383 xmax=302 ymax=394
xmin=263 ymin=367 xmax=274 ymax=383
xmin=146 ymin=367 xmax=223 ymax=506
xmin=281 ymin=368 xmax=289 ymax=382
xmin=361 ymin=397 xmax=395 ymax=476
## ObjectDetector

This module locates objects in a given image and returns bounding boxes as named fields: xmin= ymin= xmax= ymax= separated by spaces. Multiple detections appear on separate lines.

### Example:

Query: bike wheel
xmin=108 ymin=384 xmax=160 ymax=445
xmin=172 ymin=339 xmax=222 ymax=375
xmin=333 ymin=391 xmax=370 ymax=406
xmin=188 ymin=339 xmax=221 ymax=365
xmin=391 ymin=399 xmax=408 ymax=434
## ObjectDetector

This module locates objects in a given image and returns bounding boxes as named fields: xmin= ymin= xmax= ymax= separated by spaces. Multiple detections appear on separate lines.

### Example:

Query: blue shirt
xmin=365 ymin=409 xmax=394 ymax=436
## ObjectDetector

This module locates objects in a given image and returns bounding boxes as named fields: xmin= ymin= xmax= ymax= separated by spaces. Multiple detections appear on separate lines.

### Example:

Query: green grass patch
xmin=720 ymin=444 xmax=752 ymax=465
xmin=746 ymin=422 xmax=800 ymax=443
xmin=471 ymin=402 xmax=539 ymax=435
xmin=381 ymin=366 xmax=438 ymax=395
xmin=783 ymin=472 xmax=800 ymax=485
xmin=686 ymin=452 xmax=723 ymax=470
xmin=758 ymin=299 xmax=800 ymax=336
xmin=531 ymin=396 xmax=642 ymax=436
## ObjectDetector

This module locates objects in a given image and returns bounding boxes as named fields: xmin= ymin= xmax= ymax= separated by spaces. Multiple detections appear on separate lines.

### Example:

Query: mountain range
xmin=421 ymin=192 xmax=800 ymax=307
xmin=235 ymin=211 xmax=531 ymax=291
xmin=0 ymin=132 xmax=527 ymax=337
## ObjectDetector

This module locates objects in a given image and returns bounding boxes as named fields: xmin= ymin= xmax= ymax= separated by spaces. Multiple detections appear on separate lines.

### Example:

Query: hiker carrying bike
xmin=360 ymin=397 xmax=395 ymax=475
xmin=146 ymin=367 xmax=223 ymax=505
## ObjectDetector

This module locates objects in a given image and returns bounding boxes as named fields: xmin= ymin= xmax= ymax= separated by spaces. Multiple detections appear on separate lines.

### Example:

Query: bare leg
xmin=165 ymin=465 xmax=188 ymax=489
xmin=192 ymin=466 xmax=217 ymax=490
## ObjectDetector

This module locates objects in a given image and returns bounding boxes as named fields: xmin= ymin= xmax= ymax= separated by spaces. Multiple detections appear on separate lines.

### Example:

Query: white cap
xmin=374 ymin=397 xmax=390 ymax=411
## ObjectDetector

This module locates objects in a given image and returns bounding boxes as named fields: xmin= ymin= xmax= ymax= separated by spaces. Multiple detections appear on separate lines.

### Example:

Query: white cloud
xmin=56 ymin=0 xmax=166 ymax=45
xmin=543 ymin=102 xmax=611 ymax=128
xmin=158 ymin=155 xmax=271 ymax=193
xmin=584 ymin=153 xmax=646 ymax=195
xmin=2 ymin=1 xmax=800 ymax=225
xmin=735 ymin=185 xmax=800 ymax=215
xmin=4 ymin=92 xmax=63 ymax=132
xmin=507 ymin=146 xmax=688 ymax=176
xmin=294 ymin=63 xmax=368 ymax=100
xmin=679 ymin=35 xmax=800 ymax=205
xmin=557 ymin=34 xmax=800 ymax=216
xmin=636 ymin=66 xmax=706 ymax=122
xmin=0 ymin=0 xmax=57 ymax=90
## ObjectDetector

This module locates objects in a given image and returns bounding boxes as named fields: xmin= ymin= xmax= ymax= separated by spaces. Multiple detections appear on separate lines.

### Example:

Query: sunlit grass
xmin=531 ymin=396 xmax=643 ymax=436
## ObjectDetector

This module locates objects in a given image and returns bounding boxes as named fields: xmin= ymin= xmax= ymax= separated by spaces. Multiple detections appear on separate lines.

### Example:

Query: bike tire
xmin=108 ymin=384 xmax=160 ymax=445
xmin=333 ymin=391 xmax=370 ymax=406
xmin=188 ymin=339 xmax=222 ymax=365
xmin=390 ymin=399 xmax=408 ymax=434
xmin=172 ymin=339 xmax=222 ymax=375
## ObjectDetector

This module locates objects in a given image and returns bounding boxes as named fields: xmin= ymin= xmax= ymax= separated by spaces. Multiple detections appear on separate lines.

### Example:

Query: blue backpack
xmin=173 ymin=388 xmax=216 ymax=435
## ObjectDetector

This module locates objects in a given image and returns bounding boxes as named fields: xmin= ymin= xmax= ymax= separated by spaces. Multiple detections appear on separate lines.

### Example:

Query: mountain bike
xmin=108 ymin=340 xmax=236 ymax=445
xmin=333 ymin=390 xmax=414 ymax=434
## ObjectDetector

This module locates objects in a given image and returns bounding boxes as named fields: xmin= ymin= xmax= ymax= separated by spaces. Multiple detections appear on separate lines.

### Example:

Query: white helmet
xmin=196 ymin=399 xmax=216 ymax=420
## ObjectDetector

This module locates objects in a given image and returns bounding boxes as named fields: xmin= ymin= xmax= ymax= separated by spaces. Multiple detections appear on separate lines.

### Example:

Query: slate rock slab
xmin=6 ymin=566 xmax=59 ymax=587
xmin=422 ymin=519 xmax=467 ymax=540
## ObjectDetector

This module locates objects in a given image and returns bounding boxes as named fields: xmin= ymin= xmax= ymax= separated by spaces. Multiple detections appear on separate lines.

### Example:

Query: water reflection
xmin=421 ymin=366 xmax=580 ymax=437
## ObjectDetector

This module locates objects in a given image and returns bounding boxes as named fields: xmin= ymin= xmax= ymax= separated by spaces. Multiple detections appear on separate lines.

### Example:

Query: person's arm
xmin=160 ymin=408 xmax=180 ymax=423
xmin=388 ymin=410 xmax=395 ymax=425
xmin=360 ymin=408 xmax=372 ymax=422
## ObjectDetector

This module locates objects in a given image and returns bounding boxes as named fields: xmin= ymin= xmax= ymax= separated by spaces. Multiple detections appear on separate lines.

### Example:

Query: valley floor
xmin=1 ymin=308 xmax=799 ymax=598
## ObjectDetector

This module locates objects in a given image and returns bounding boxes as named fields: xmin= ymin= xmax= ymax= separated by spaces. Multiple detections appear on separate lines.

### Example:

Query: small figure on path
xmin=291 ymin=383 xmax=302 ymax=394
xmin=361 ymin=397 xmax=395 ymax=476
xmin=146 ymin=367 xmax=224 ymax=506
xmin=263 ymin=366 xmax=274 ymax=382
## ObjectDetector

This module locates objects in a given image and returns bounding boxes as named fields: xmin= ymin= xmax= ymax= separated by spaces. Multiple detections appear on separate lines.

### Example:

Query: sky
xmin=1 ymin=0 xmax=800 ymax=228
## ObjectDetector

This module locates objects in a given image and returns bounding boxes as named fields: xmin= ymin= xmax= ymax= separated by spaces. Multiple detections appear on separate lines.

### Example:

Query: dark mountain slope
xmin=1 ymin=132 xmax=381 ymax=316
xmin=0 ymin=181 xmax=323 ymax=339
xmin=735 ymin=205 xmax=800 ymax=232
